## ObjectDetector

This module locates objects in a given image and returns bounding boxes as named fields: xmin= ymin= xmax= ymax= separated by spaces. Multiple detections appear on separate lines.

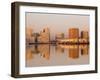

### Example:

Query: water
xmin=26 ymin=44 xmax=89 ymax=67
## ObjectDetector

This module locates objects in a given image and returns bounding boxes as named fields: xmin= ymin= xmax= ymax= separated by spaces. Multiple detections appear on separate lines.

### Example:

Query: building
xmin=68 ymin=28 xmax=79 ymax=43
xmin=81 ymin=31 xmax=89 ymax=39
xmin=55 ymin=33 xmax=64 ymax=40
xmin=38 ymin=27 xmax=50 ymax=43
xmin=81 ymin=31 xmax=89 ymax=41
xmin=32 ymin=33 xmax=40 ymax=43
xmin=57 ymin=38 xmax=79 ymax=44
xmin=69 ymin=28 xmax=79 ymax=39
xmin=80 ymin=31 xmax=89 ymax=43
xmin=26 ymin=27 xmax=33 ymax=36
xmin=26 ymin=27 xmax=35 ymax=44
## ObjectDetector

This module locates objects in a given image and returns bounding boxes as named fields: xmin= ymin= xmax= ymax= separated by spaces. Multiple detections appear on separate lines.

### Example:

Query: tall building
xmin=68 ymin=28 xmax=79 ymax=43
xmin=38 ymin=27 xmax=50 ymax=43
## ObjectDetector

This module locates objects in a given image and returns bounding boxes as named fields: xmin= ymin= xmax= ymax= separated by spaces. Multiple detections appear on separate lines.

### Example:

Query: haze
xmin=26 ymin=12 xmax=89 ymax=40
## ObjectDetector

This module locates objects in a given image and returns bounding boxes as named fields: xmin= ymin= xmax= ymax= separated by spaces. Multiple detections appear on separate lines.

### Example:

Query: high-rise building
xmin=38 ymin=27 xmax=50 ymax=43
xmin=68 ymin=28 xmax=79 ymax=43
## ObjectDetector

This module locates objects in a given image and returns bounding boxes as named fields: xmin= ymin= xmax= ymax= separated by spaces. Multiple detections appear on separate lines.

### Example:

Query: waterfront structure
xmin=68 ymin=28 xmax=79 ymax=43
xmin=26 ymin=27 xmax=35 ymax=44
xmin=81 ymin=31 xmax=89 ymax=43
xmin=81 ymin=31 xmax=89 ymax=39
xmin=38 ymin=27 xmax=50 ymax=43
xmin=57 ymin=38 xmax=78 ymax=44
xmin=56 ymin=28 xmax=79 ymax=44
xmin=55 ymin=33 xmax=64 ymax=40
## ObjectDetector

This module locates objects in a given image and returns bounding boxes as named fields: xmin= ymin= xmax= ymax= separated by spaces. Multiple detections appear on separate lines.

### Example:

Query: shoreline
xmin=28 ymin=42 xmax=89 ymax=45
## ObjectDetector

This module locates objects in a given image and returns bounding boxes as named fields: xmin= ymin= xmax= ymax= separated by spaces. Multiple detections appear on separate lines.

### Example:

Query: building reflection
xmin=26 ymin=45 xmax=36 ymax=61
xmin=26 ymin=44 xmax=89 ymax=61
xmin=55 ymin=45 xmax=64 ymax=54
xmin=38 ymin=44 xmax=50 ymax=60
xmin=56 ymin=44 xmax=89 ymax=59
xmin=68 ymin=45 xmax=79 ymax=59
xmin=26 ymin=44 xmax=50 ymax=61
xmin=80 ymin=45 xmax=89 ymax=55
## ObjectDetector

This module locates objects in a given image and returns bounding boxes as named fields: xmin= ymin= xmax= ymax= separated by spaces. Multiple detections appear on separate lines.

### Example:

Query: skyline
xmin=26 ymin=27 xmax=89 ymax=45
xmin=26 ymin=13 xmax=89 ymax=40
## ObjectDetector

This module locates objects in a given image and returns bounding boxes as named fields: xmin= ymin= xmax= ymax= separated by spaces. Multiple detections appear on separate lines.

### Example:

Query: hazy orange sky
xmin=26 ymin=12 xmax=89 ymax=40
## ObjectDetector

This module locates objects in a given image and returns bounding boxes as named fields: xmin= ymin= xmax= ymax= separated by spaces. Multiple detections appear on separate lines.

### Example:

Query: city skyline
xmin=26 ymin=27 xmax=89 ymax=45
xmin=26 ymin=12 xmax=90 ymax=67
xmin=26 ymin=12 xmax=89 ymax=40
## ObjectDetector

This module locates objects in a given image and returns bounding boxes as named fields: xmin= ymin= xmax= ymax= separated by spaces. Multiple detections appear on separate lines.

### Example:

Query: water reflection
xmin=26 ymin=44 xmax=89 ymax=67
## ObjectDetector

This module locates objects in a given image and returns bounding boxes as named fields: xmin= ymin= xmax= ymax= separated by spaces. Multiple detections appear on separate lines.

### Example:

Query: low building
xmin=57 ymin=38 xmax=78 ymax=44
xmin=55 ymin=33 xmax=64 ymax=40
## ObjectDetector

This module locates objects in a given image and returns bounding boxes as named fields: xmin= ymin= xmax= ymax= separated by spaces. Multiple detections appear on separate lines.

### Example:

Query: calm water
xmin=26 ymin=44 xmax=89 ymax=67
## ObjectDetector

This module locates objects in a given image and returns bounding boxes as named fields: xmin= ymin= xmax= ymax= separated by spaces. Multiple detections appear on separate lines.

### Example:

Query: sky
xmin=26 ymin=12 xmax=89 ymax=40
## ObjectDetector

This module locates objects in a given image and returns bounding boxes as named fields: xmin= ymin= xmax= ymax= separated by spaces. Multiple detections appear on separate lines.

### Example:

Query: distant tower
xmin=69 ymin=28 xmax=79 ymax=43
